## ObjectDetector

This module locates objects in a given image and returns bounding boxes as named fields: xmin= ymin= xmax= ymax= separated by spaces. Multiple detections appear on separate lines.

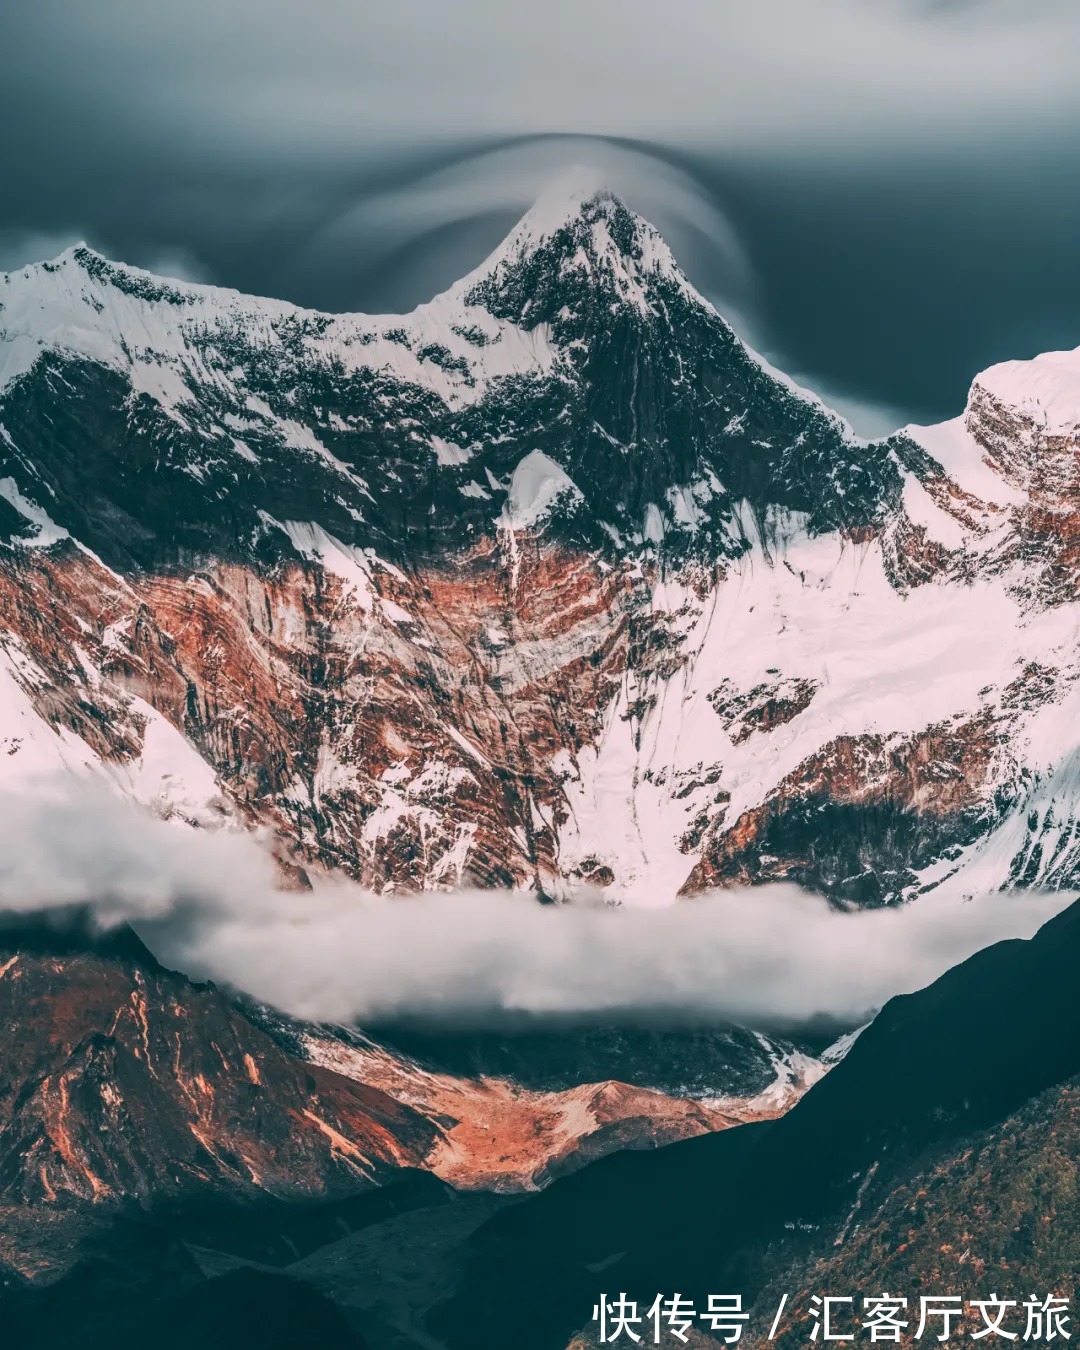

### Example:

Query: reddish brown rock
xmin=0 ymin=941 xmax=435 ymax=1216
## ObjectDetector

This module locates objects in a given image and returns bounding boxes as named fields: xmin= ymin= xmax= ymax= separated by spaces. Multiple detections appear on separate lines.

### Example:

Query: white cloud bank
xmin=0 ymin=784 xmax=1071 ymax=1030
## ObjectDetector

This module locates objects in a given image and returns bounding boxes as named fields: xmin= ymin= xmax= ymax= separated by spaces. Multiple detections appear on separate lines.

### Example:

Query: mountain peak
xmin=512 ymin=167 xmax=626 ymax=238
xmin=490 ymin=172 xmax=665 ymax=267
xmin=451 ymin=171 xmax=694 ymax=327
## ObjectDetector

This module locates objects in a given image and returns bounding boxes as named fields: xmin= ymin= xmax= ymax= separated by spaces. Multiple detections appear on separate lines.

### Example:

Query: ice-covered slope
xmin=0 ymin=186 xmax=889 ymax=572
xmin=2 ymin=188 xmax=1080 ymax=901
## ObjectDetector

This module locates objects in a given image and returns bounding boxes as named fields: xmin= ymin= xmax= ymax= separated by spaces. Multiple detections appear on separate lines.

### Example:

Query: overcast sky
xmin=3 ymin=0 xmax=1080 ymax=432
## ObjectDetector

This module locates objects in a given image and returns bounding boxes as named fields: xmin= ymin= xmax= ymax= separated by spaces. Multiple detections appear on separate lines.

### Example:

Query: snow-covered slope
xmin=2 ymin=187 xmax=1080 ymax=902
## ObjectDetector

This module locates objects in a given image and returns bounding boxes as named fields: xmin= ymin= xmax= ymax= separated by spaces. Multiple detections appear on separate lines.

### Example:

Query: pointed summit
xmin=456 ymin=171 xmax=694 ymax=331
xmin=508 ymin=165 xmax=622 ymax=241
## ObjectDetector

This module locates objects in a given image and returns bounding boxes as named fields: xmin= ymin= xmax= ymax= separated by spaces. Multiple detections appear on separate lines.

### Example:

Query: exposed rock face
xmin=0 ymin=933 xmax=436 ymax=1228
xmin=683 ymin=712 xmax=1009 ymax=901
xmin=301 ymin=1032 xmax=798 ymax=1193
xmin=3 ymin=189 xmax=1080 ymax=903
xmin=0 ymin=926 xmax=818 ymax=1285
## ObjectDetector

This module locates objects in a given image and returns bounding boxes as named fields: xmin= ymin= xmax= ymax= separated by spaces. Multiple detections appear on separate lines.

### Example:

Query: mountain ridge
xmin=432 ymin=895 xmax=1080 ymax=1349
xmin=3 ymin=188 xmax=1080 ymax=1347
xmin=1 ymin=189 xmax=1079 ymax=901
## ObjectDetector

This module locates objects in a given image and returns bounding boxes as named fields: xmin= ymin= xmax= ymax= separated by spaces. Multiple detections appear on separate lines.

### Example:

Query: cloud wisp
xmin=286 ymin=140 xmax=757 ymax=318
xmin=0 ymin=784 xmax=1070 ymax=1032
xmin=0 ymin=228 xmax=213 ymax=285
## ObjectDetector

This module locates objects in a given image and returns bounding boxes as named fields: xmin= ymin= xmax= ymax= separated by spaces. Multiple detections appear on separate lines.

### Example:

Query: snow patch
xmin=430 ymin=436 xmax=473 ymax=466
xmin=499 ymin=450 xmax=583 ymax=531
xmin=975 ymin=345 xmax=1080 ymax=436
xmin=901 ymin=474 xmax=969 ymax=550
xmin=0 ymin=478 xmax=70 ymax=547
xmin=260 ymin=513 xmax=375 ymax=611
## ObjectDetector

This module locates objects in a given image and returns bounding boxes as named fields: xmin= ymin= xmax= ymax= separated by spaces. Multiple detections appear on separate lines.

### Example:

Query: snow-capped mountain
xmin=2 ymin=186 xmax=1080 ymax=902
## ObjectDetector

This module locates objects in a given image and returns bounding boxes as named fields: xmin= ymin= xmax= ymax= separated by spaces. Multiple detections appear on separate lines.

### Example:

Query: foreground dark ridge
xmin=6 ymin=896 xmax=1077 ymax=1348
xmin=433 ymin=896 xmax=1080 ymax=1348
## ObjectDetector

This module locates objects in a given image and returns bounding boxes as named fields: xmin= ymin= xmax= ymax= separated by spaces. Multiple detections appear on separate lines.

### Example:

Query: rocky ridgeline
xmin=1 ymin=189 xmax=1080 ymax=901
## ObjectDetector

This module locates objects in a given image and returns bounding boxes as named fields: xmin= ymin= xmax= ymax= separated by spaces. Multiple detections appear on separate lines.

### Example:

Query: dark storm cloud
xmin=8 ymin=0 xmax=1080 ymax=152
xmin=2 ymin=1 xmax=1080 ymax=432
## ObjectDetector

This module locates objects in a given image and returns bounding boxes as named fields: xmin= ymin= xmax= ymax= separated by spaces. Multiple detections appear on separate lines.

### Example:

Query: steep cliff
xmin=2 ymin=187 xmax=1080 ymax=903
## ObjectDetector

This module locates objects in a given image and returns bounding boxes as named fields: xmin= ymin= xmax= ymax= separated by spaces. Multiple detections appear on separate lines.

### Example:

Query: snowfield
xmin=2 ymin=187 xmax=1080 ymax=906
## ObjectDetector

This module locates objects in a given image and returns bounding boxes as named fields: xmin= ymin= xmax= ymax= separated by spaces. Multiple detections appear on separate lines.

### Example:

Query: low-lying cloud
xmin=0 ymin=784 xmax=1071 ymax=1031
